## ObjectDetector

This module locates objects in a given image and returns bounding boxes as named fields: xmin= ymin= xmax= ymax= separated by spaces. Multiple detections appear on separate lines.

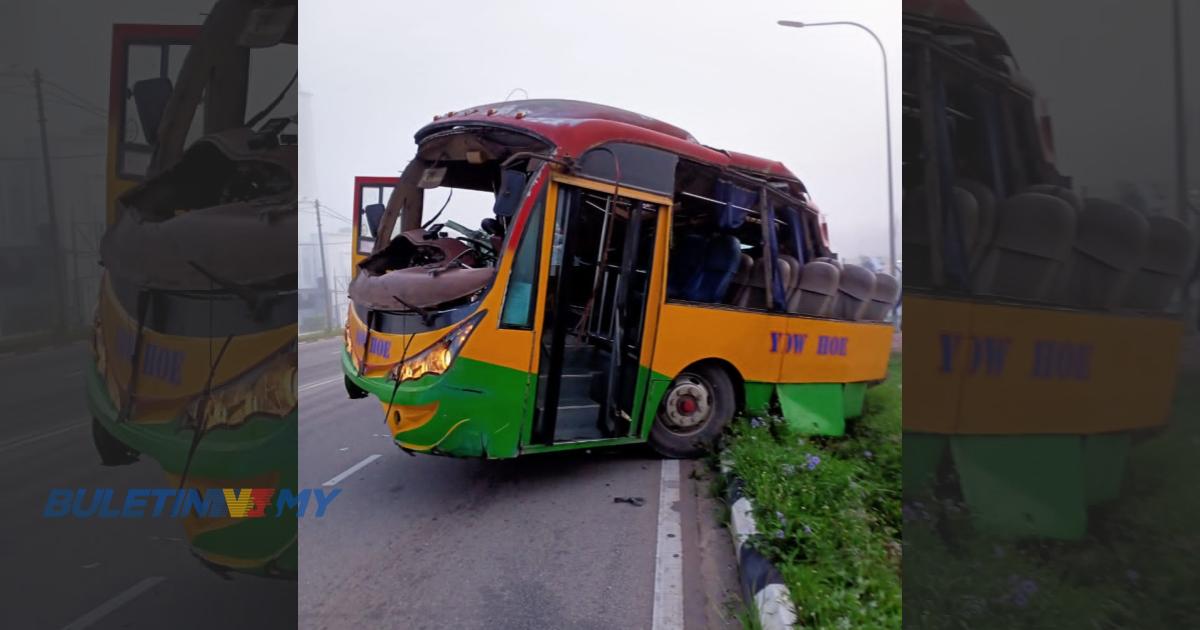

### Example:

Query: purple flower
xmin=774 ymin=529 xmax=785 ymax=540
xmin=863 ymin=450 xmax=874 ymax=459
xmin=1005 ymin=575 xmax=1038 ymax=608
xmin=804 ymin=454 xmax=821 ymax=471
xmin=750 ymin=417 xmax=765 ymax=429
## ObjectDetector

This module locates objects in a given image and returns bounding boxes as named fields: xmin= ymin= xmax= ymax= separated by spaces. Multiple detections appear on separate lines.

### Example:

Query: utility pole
xmin=314 ymin=199 xmax=335 ymax=332
xmin=33 ymin=68 xmax=68 ymax=334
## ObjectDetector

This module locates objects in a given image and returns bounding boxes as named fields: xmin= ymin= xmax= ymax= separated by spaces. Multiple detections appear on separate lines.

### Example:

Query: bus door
xmin=351 ymin=176 xmax=399 ymax=270
xmin=107 ymin=24 xmax=203 ymax=224
xmin=531 ymin=181 xmax=661 ymax=444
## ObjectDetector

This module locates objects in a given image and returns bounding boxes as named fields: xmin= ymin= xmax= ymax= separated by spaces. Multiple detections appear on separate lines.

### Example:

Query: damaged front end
xmin=343 ymin=125 xmax=553 ymax=457
xmin=88 ymin=124 xmax=298 ymax=576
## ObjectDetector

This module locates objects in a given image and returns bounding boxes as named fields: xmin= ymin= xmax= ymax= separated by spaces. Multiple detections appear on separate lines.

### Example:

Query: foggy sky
xmin=298 ymin=0 xmax=901 ymax=275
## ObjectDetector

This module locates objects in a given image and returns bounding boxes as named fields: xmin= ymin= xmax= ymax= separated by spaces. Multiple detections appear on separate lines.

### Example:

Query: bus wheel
xmin=649 ymin=364 xmax=734 ymax=458
xmin=92 ymin=417 xmax=139 ymax=466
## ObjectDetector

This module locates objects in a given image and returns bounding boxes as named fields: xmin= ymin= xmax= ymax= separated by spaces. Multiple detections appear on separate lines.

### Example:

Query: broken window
xmin=499 ymin=188 xmax=546 ymax=328
xmin=348 ymin=128 xmax=551 ymax=315
xmin=356 ymin=183 xmax=394 ymax=255
xmin=667 ymin=161 xmax=770 ymax=309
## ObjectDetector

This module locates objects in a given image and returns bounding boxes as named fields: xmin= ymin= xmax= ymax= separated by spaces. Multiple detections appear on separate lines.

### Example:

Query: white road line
xmin=323 ymin=454 xmax=382 ymax=486
xmin=299 ymin=375 xmax=343 ymax=393
xmin=0 ymin=421 xmax=87 ymax=453
xmin=61 ymin=576 xmax=164 ymax=630
xmin=651 ymin=458 xmax=684 ymax=630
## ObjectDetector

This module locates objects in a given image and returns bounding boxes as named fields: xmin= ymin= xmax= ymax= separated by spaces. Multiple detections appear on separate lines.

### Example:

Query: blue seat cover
xmin=683 ymin=234 xmax=742 ymax=303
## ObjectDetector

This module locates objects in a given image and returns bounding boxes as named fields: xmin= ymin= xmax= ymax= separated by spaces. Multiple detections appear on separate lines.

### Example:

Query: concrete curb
xmin=721 ymin=461 xmax=797 ymax=629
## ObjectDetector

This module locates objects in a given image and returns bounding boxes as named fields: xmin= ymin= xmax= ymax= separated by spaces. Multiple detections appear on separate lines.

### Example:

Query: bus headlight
xmin=185 ymin=350 xmax=297 ymax=431
xmin=391 ymin=311 xmax=485 ymax=384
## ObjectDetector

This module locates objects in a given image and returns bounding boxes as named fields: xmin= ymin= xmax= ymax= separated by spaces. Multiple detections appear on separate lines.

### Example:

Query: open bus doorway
xmin=533 ymin=186 xmax=659 ymax=444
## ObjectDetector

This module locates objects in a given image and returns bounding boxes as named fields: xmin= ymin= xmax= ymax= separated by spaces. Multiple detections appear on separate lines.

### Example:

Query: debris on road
xmin=613 ymin=496 xmax=645 ymax=507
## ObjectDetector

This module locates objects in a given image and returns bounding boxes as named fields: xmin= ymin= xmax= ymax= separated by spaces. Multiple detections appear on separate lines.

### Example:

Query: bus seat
xmin=815 ymin=256 xmax=842 ymax=270
xmin=1057 ymin=199 xmax=1149 ymax=309
xmin=667 ymin=234 xmax=706 ymax=299
xmin=1026 ymin=184 xmax=1083 ymax=213
xmin=903 ymin=187 xmax=979 ymax=288
xmin=787 ymin=260 xmax=840 ymax=316
xmin=1122 ymin=215 xmax=1196 ymax=310
xmin=682 ymin=234 xmax=742 ymax=303
xmin=958 ymin=179 xmax=996 ymax=273
xmin=864 ymin=272 xmax=901 ymax=321
xmin=973 ymin=193 xmax=1075 ymax=301
xmin=726 ymin=253 xmax=754 ymax=304
xmin=778 ymin=254 xmax=802 ymax=303
xmin=736 ymin=257 xmax=771 ymax=309
xmin=832 ymin=263 xmax=876 ymax=320
xmin=775 ymin=256 xmax=795 ymax=304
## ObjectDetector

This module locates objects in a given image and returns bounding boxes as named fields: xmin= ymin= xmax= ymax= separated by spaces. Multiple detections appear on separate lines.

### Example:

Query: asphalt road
xmin=297 ymin=336 xmax=739 ymax=630
xmin=0 ymin=337 xmax=738 ymax=629
xmin=0 ymin=341 xmax=296 ymax=629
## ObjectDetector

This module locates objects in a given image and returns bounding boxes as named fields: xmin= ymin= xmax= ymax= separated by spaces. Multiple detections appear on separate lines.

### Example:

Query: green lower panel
xmin=345 ymin=351 xmax=528 ymax=458
xmin=776 ymin=383 xmax=845 ymax=436
xmin=843 ymin=382 xmax=868 ymax=420
xmin=1083 ymin=434 xmax=1130 ymax=505
xmin=902 ymin=432 xmax=946 ymax=497
xmin=641 ymin=378 xmax=672 ymax=440
xmin=743 ymin=382 xmax=773 ymax=416
xmin=86 ymin=361 xmax=297 ymax=576
xmin=951 ymin=435 xmax=1087 ymax=540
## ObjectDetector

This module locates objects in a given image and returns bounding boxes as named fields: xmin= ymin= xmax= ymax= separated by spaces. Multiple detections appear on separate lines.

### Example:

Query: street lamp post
xmin=777 ymin=20 xmax=896 ymax=276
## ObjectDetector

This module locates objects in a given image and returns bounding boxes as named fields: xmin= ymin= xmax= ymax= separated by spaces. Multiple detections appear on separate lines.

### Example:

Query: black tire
xmin=345 ymin=374 xmax=368 ymax=399
xmin=92 ymin=417 xmax=139 ymax=466
xmin=648 ymin=364 xmax=736 ymax=458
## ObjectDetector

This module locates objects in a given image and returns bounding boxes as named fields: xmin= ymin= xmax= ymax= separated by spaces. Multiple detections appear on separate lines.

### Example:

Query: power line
xmin=300 ymin=205 xmax=353 ymax=224
xmin=42 ymin=95 xmax=106 ymax=119
xmin=300 ymin=199 xmax=354 ymax=223
xmin=41 ymin=78 xmax=106 ymax=115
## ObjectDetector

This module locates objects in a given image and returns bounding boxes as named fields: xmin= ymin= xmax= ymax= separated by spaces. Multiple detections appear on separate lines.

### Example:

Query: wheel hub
xmin=663 ymin=377 xmax=710 ymax=430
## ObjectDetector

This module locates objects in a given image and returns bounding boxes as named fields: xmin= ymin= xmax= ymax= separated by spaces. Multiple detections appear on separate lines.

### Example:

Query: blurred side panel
xmin=902 ymin=0 xmax=1200 ymax=626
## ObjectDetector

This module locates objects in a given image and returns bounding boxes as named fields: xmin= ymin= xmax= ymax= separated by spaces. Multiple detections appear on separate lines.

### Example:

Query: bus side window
xmin=500 ymin=195 xmax=546 ymax=328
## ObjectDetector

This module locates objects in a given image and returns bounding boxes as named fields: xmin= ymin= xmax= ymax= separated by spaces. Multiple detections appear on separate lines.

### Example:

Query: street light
xmin=777 ymin=20 xmax=896 ymax=276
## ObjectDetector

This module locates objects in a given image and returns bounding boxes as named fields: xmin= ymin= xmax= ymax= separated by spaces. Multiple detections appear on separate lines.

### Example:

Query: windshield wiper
xmin=391 ymin=294 xmax=435 ymax=327
xmin=246 ymin=72 xmax=297 ymax=129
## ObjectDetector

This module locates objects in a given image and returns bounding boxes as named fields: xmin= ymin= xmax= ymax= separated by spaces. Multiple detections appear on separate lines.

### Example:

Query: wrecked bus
xmin=902 ymin=0 xmax=1193 ymax=538
xmin=342 ymin=99 xmax=898 ymax=459
xmin=87 ymin=0 xmax=297 ymax=575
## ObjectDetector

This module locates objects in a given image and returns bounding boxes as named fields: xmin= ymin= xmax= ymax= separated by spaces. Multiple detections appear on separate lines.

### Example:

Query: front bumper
xmin=341 ymin=348 xmax=525 ymax=458
xmin=85 ymin=359 xmax=298 ymax=576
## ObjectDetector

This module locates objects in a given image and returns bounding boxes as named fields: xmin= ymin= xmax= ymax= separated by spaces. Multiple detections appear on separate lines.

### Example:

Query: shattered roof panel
xmin=415 ymin=98 xmax=801 ymax=184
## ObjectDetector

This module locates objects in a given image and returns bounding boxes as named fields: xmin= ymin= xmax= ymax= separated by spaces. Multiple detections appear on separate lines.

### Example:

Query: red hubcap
xmin=677 ymin=398 xmax=697 ymax=414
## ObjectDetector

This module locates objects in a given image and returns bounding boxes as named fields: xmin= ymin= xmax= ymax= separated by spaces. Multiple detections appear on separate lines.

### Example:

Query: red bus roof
xmin=903 ymin=0 xmax=995 ymax=31
xmin=415 ymin=99 xmax=803 ymax=186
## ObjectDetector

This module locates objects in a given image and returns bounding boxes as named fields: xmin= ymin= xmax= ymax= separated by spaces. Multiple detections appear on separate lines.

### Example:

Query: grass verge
xmin=724 ymin=355 xmax=902 ymax=629
xmin=903 ymin=364 xmax=1200 ymax=628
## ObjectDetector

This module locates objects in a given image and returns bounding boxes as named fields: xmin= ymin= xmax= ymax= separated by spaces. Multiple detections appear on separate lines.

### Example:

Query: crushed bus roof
xmin=415 ymin=98 xmax=803 ymax=186
xmin=903 ymin=0 xmax=995 ymax=32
